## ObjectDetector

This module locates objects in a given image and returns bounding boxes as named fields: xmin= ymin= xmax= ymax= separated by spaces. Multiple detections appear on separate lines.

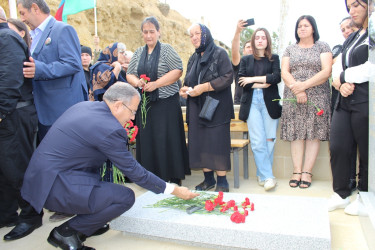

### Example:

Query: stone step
xmin=111 ymin=191 xmax=330 ymax=249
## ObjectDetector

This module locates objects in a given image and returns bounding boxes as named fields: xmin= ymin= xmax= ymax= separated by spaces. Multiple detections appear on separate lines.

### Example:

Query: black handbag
xmin=199 ymin=95 xmax=219 ymax=121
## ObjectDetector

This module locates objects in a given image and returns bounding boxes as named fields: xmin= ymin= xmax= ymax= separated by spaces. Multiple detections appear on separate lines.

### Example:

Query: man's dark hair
xmin=16 ymin=0 xmax=50 ymax=14
xmin=294 ymin=15 xmax=320 ymax=43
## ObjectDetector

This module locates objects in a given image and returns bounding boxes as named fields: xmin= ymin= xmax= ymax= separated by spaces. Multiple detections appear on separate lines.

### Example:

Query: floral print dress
xmin=280 ymin=41 xmax=331 ymax=141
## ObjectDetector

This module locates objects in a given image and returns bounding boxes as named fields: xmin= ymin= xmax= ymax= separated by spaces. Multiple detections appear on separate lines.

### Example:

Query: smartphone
xmin=244 ymin=18 xmax=255 ymax=27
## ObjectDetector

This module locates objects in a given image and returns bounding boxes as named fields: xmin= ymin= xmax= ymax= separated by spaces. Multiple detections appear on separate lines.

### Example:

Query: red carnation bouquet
xmin=147 ymin=191 xmax=254 ymax=224
xmin=124 ymin=120 xmax=138 ymax=143
xmin=139 ymin=74 xmax=151 ymax=128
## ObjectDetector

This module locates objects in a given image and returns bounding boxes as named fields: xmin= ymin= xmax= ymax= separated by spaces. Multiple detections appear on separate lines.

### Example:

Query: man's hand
xmin=171 ymin=186 xmax=199 ymax=200
xmin=23 ymin=57 xmax=35 ymax=78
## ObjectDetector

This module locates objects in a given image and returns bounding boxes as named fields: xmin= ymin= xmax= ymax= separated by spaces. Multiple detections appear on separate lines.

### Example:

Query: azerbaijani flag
xmin=55 ymin=0 xmax=96 ymax=22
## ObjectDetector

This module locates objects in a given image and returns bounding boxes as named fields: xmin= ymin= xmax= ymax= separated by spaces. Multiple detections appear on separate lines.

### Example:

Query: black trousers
xmin=330 ymin=102 xmax=368 ymax=199
xmin=44 ymin=178 xmax=135 ymax=236
xmin=0 ymin=105 xmax=42 ymax=224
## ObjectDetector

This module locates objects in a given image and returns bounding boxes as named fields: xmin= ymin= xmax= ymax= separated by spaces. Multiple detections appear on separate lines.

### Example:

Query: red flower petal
xmin=316 ymin=109 xmax=324 ymax=116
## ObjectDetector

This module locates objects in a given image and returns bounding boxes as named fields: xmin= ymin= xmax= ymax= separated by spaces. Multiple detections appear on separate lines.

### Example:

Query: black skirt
xmin=187 ymin=98 xmax=231 ymax=171
xmin=136 ymin=93 xmax=190 ymax=181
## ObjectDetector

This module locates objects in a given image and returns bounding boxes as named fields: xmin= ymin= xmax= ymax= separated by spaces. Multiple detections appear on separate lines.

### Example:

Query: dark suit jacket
xmin=238 ymin=54 xmax=282 ymax=121
xmin=32 ymin=17 xmax=87 ymax=126
xmin=21 ymin=101 xmax=166 ymax=213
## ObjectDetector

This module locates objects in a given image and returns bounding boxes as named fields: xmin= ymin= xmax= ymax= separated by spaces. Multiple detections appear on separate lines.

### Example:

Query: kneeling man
xmin=21 ymin=82 xmax=198 ymax=250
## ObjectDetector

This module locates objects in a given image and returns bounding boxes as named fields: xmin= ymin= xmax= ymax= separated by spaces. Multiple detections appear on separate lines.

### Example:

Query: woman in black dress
xmin=180 ymin=23 xmax=234 ymax=192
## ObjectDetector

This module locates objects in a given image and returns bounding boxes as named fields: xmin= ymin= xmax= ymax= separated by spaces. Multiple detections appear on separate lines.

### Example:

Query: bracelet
xmin=338 ymin=84 xmax=342 ymax=90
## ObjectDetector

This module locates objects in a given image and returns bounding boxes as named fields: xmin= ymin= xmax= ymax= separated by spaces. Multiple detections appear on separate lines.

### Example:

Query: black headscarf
xmin=137 ymin=41 xmax=161 ymax=102
xmin=188 ymin=24 xmax=216 ymax=87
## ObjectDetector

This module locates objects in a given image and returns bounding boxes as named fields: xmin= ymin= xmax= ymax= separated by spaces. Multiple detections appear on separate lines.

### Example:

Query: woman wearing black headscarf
xmin=127 ymin=16 xmax=190 ymax=185
xmin=180 ymin=23 xmax=234 ymax=192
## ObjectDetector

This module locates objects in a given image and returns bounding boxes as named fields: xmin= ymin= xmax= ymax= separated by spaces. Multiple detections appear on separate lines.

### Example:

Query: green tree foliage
xmin=271 ymin=31 xmax=279 ymax=53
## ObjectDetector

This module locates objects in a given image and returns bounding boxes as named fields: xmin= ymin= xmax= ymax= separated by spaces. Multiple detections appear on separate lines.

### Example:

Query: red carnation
xmin=205 ymin=200 xmax=215 ymax=211
xmin=316 ymin=109 xmax=324 ymax=116
xmin=226 ymin=200 xmax=236 ymax=208
xmin=230 ymin=211 xmax=246 ymax=223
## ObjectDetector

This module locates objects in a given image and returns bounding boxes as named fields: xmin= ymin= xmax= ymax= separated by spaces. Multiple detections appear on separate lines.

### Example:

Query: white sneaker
xmin=328 ymin=193 xmax=350 ymax=212
xmin=344 ymin=195 xmax=368 ymax=216
xmin=257 ymin=176 xmax=265 ymax=186
xmin=264 ymin=178 xmax=277 ymax=191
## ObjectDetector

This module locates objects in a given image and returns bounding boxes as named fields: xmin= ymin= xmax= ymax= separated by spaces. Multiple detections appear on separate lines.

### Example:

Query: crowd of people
xmin=0 ymin=0 xmax=373 ymax=249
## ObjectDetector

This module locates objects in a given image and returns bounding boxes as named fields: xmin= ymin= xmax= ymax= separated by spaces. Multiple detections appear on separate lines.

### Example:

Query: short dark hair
xmin=16 ymin=0 xmax=50 ymax=14
xmin=294 ymin=15 xmax=320 ymax=43
xmin=141 ymin=16 xmax=160 ymax=31
xmin=243 ymin=40 xmax=251 ymax=49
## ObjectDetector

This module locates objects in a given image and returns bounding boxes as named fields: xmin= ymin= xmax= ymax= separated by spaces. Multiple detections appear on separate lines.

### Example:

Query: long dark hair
xmin=294 ymin=15 xmax=320 ymax=43
xmin=251 ymin=27 xmax=273 ymax=61
xmin=7 ymin=18 xmax=31 ymax=48
xmin=345 ymin=0 xmax=368 ymax=13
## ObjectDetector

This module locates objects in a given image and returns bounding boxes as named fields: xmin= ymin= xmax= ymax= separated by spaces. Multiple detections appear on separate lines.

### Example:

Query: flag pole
xmin=94 ymin=0 xmax=97 ymax=36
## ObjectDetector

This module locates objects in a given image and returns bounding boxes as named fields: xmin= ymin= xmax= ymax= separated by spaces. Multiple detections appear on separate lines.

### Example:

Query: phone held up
xmin=244 ymin=18 xmax=255 ymax=27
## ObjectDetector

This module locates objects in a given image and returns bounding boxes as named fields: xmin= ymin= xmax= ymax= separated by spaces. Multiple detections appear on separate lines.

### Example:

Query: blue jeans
xmin=247 ymin=89 xmax=279 ymax=181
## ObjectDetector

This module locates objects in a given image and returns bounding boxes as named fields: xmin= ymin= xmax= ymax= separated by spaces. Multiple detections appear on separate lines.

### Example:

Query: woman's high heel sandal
xmin=289 ymin=173 xmax=302 ymax=188
xmin=299 ymin=172 xmax=313 ymax=189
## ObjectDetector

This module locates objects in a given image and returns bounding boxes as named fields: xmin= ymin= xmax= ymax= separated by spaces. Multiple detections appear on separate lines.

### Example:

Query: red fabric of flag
xmin=55 ymin=0 xmax=65 ymax=21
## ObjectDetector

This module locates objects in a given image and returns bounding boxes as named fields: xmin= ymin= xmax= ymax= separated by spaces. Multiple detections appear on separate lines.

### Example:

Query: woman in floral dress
xmin=280 ymin=15 xmax=332 ymax=188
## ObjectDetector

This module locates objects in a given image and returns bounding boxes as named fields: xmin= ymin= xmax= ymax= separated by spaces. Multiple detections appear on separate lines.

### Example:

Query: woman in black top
xmin=180 ymin=24 xmax=234 ymax=192
xmin=328 ymin=0 xmax=371 ymax=216
xmin=238 ymin=28 xmax=281 ymax=191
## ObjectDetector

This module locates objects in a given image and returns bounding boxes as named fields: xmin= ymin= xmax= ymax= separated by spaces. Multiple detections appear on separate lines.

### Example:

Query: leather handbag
xmin=199 ymin=95 xmax=219 ymax=121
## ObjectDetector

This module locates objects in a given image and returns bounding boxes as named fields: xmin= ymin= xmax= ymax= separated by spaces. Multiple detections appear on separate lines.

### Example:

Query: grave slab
xmin=111 ymin=191 xmax=330 ymax=250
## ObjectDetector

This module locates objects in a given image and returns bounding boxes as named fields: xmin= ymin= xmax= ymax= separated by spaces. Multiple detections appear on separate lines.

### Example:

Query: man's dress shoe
xmin=78 ymin=224 xmax=110 ymax=242
xmin=47 ymin=228 xmax=95 ymax=250
xmin=3 ymin=221 xmax=42 ymax=241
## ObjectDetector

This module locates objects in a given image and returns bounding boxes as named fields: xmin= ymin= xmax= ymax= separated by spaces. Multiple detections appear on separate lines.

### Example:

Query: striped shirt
xmin=127 ymin=43 xmax=183 ymax=99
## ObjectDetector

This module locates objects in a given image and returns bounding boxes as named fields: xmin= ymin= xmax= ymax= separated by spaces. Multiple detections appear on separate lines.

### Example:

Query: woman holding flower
xmin=280 ymin=15 xmax=332 ymax=188
xmin=238 ymin=28 xmax=282 ymax=191
xmin=180 ymin=24 xmax=234 ymax=192
xmin=126 ymin=16 xmax=190 ymax=185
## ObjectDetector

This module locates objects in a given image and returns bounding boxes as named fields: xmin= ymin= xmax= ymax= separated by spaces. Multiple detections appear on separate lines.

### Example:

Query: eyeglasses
xmin=122 ymin=102 xmax=137 ymax=116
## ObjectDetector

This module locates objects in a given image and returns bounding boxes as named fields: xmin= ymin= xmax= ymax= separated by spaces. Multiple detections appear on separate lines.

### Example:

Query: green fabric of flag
xmin=62 ymin=0 xmax=96 ymax=22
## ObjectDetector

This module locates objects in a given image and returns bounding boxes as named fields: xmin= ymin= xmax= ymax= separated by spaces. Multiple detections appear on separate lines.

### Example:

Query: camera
xmin=244 ymin=18 xmax=255 ymax=27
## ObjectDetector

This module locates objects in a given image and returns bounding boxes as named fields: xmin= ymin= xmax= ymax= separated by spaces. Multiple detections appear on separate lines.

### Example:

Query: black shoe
xmin=48 ymin=228 xmax=95 ymax=250
xmin=78 ymin=224 xmax=110 ymax=242
xmin=195 ymin=181 xmax=215 ymax=191
xmin=349 ymin=179 xmax=357 ymax=193
xmin=215 ymin=186 xmax=229 ymax=192
xmin=3 ymin=221 xmax=42 ymax=241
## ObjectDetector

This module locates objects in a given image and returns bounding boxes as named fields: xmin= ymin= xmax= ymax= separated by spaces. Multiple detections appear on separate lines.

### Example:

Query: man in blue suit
xmin=21 ymin=82 xmax=198 ymax=250
xmin=17 ymin=0 xmax=87 ymax=142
